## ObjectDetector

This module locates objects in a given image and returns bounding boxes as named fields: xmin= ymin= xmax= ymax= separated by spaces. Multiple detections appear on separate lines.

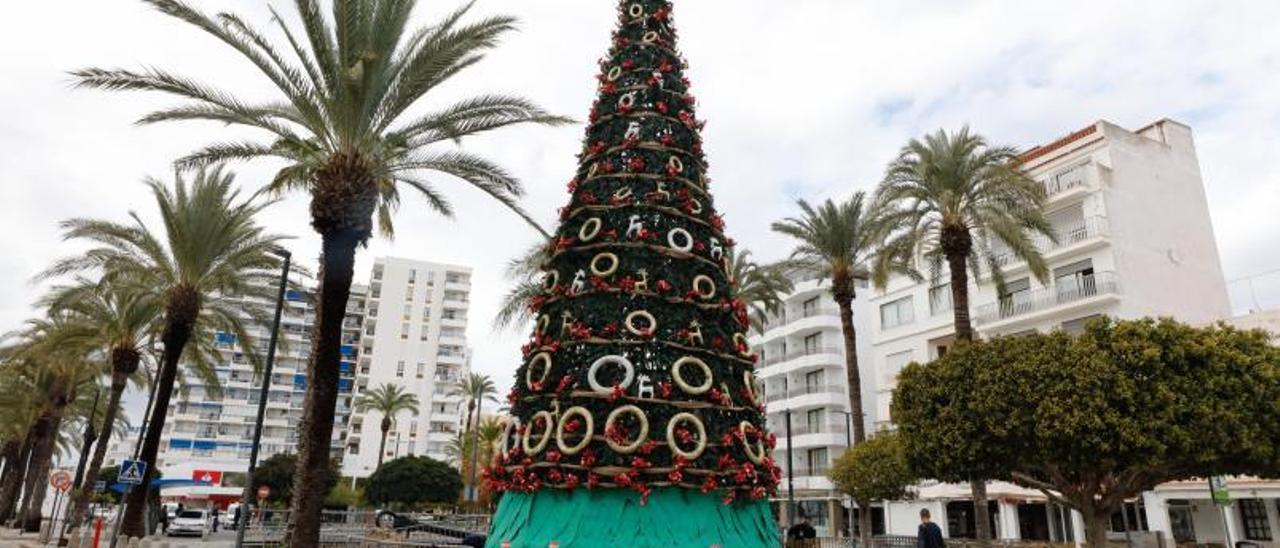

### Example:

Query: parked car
xmin=167 ymin=509 xmax=212 ymax=539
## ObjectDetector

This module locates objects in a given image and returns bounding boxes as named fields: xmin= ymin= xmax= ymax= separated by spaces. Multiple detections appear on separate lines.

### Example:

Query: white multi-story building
xmin=751 ymin=275 xmax=875 ymax=537
xmin=341 ymin=257 xmax=472 ymax=478
xmin=865 ymin=118 xmax=1263 ymax=545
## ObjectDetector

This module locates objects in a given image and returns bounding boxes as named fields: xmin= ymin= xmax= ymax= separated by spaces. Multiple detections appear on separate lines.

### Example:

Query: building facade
xmin=341 ymin=257 xmax=472 ymax=478
xmin=864 ymin=119 xmax=1261 ymax=545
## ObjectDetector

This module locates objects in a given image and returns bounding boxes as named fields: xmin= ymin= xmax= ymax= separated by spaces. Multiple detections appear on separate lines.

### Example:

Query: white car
xmin=167 ymin=509 xmax=212 ymax=539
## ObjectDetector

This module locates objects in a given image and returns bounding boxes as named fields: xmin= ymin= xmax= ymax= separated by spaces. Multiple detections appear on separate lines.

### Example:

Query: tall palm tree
xmin=451 ymin=373 xmax=496 ymax=501
xmin=0 ymin=316 xmax=100 ymax=532
xmin=353 ymin=383 xmax=420 ymax=469
xmin=772 ymin=193 xmax=899 ymax=445
xmin=73 ymin=4 xmax=569 ymax=538
xmin=0 ymin=378 xmax=44 ymax=524
xmin=40 ymin=167 xmax=284 ymax=536
xmin=493 ymin=240 xmax=551 ymax=332
xmin=38 ymin=278 xmax=161 ymax=525
xmin=872 ymin=126 xmax=1055 ymax=543
xmin=727 ymin=249 xmax=795 ymax=333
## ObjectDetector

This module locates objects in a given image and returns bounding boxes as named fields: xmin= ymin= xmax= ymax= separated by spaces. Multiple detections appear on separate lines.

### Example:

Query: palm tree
xmin=40 ymin=167 xmax=285 ymax=536
xmin=772 ymin=193 xmax=900 ymax=445
xmin=38 ymin=278 xmax=160 ymax=525
xmin=872 ymin=126 xmax=1055 ymax=544
xmin=353 ymin=383 xmax=420 ymax=469
xmin=493 ymin=240 xmax=551 ymax=332
xmin=72 ymin=4 xmax=569 ymax=538
xmin=727 ymin=249 xmax=795 ymax=333
xmin=0 ymin=379 xmax=44 ymax=524
xmin=451 ymin=373 xmax=497 ymax=501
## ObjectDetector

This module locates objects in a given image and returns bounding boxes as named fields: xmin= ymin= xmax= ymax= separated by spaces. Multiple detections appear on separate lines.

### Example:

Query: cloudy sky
xmin=2 ymin=1 xmax=1279 ymax=412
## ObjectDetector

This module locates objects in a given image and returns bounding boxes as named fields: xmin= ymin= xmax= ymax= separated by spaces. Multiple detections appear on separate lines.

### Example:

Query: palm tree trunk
xmin=287 ymin=230 xmax=360 ymax=547
xmin=833 ymin=284 xmax=866 ymax=444
xmin=0 ymin=441 xmax=17 ymax=485
xmin=467 ymin=400 xmax=482 ymax=507
xmin=20 ymin=411 xmax=64 ymax=532
xmin=121 ymin=296 xmax=198 ymax=538
xmin=378 ymin=420 xmax=390 ymax=469
xmin=69 ymin=369 xmax=129 ymax=525
xmin=0 ymin=434 xmax=34 ymax=524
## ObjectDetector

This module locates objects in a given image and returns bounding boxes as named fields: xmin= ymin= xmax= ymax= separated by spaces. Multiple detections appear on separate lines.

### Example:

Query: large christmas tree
xmin=484 ymin=1 xmax=781 ymax=546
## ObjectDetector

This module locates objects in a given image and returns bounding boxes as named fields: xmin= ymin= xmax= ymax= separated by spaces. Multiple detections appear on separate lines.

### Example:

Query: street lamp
xmin=784 ymin=409 xmax=795 ymax=531
xmin=236 ymin=246 xmax=291 ymax=548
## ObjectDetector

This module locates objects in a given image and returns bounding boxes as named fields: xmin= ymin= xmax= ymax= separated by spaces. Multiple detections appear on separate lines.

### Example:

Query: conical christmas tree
xmin=484 ymin=1 xmax=782 ymax=546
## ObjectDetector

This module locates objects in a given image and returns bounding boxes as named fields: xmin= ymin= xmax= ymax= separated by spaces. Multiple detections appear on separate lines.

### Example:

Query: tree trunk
xmin=286 ymin=230 xmax=360 ymax=547
xmin=858 ymin=498 xmax=874 ymax=548
xmin=970 ymin=479 xmax=992 ymax=545
xmin=942 ymin=227 xmax=975 ymax=344
xmin=20 ymin=411 xmax=64 ymax=533
xmin=833 ymin=276 xmax=866 ymax=444
xmin=0 ymin=441 xmax=17 ymax=486
xmin=0 ymin=433 xmax=34 ymax=524
xmin=378 ymin=417 xmax=391 ymax=469
xmin=69 ymin=369 xmax=130 ymax=525
xmin=121 ymin=291 xmax=198 ymax=538
xmin=1083 ymin=509 xmax=1110 ymax=548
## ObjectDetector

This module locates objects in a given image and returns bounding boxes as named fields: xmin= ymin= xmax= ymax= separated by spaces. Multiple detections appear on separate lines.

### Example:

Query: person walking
xmin=918 ymin=509 xmax=945 ymax=548
xmin=787 ymin=516 xmax=818 ymax=547
xmin=211 ymin=506 xmax=219 ymax=532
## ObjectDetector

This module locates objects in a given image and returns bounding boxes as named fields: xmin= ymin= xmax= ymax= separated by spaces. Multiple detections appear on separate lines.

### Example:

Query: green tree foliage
xmin=251 ymin=453 xmax=339 ymax=506
xmin=828 ymin=431 xmax=916 ymax=548
xmin=353 ymin=383 xmax=421 ymax=469
xmin=893 ymin=318 xmax=1280 ymax=548
xmin=364 ymin=456 xmax=462 ymax=509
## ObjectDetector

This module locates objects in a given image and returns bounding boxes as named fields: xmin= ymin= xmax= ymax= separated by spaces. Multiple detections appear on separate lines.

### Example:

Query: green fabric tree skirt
xmin=485 ymin=488 xmax=780 ymax=548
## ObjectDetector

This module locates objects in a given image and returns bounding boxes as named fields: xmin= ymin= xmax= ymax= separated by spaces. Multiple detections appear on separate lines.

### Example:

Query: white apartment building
xmin=751 ymin=274 xmax=875 ymax=537
xmin=155 ymin=277 xmax=361 ymax=506
xmin=865 ymin=118 xmax=1270 ymax=546
xmin=341 ymin=257 xmax=472 ymax=478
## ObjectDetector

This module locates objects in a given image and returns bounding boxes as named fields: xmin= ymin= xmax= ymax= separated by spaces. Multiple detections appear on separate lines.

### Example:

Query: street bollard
xmin=92 ymin=518 xmax=103 ymax=548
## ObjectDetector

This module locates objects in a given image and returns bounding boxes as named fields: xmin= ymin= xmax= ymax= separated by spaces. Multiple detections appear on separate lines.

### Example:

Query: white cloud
xmin=1 ymin=0 xmax=1277 ymax=404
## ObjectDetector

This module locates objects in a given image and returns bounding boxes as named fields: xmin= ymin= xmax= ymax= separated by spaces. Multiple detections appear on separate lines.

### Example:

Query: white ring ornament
xmin=578 ymin=218 xmax=602 ymax=242
xmin=739 ymin=421 xmax=767 ymax=464
xmin=692 ymin=275 xmax=716 ymax=300
xmin=555 ymin=406 xmax=595 ymax=456
xmin=667 ymin=228 xmax=694 ymax=253
xmin=590 ymin=252 xmax=619 ymax=277
xmin=625 ymin=310 xmax=657 ymax=336
xmin=499 ymin=416 xmax=521 ymax=455
xmin=522 ymin=411 xmax=554 ymax=454
xmin=608 ymin=66 xmax=623 ymax=82
xmin=628 ymin=3 xmax=644 ymax=18
xmin=588 ymin=354 xmax=636 ymax=393
xmin=671 ymin=356 xmax=713 ymax=395
xmin=525 ymin=352 xmax=552 ymax=390
xmin=668 ymin=155 xmax=684 ymax=174
xmin=618 ymin=92 xmax=637 ymax=110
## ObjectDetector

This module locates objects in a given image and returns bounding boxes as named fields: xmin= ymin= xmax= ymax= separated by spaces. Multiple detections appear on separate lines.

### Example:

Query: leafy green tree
xmin=251 ymin=453 xmax=339 ymax=506
xmin=39 ymin=278 xmax=161 ymax=524
xmin=873 ymin=127 xmax=1056 ymax=542
xmin=364 ymin=456 xmax=462 ymax=509
xmin=353 ymin=383 xmax=420 ymax=469
xmin=773 ymin=193 xmax=898 ymax=444
xmin=727 ymin=249 xmax=794 ymax=333
xmin=41 ymin=167 xmax=285 ymax=536
xmin=893 ymin=318 xmax=1280 ymax=548
xmin=828 ymin=431 xmax=915 ymax=548
xmin=72 ymin=1 xmax=569 ymax=539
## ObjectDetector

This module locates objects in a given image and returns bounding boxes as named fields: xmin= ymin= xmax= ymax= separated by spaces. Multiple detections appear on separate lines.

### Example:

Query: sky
xmin=2 ymin=1 xmax=1279 ymax=421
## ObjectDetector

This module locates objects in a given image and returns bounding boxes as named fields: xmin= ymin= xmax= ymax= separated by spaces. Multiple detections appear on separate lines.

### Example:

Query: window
xmin=1240 ymin=499 xmax=1272 ymax=540
xmin=348 ymin=444 xmax=359 ymax=455
xmin=372 ymin=264 xmax=384 ymax=280
xmin=803 ymin=332 xmax=823 ymax=354
xmin=804 ymin=369 xmax=825 ymax=392
xmin=402 ymin=304 xmax=412 ymax=321
xmin=419 ymin=325 xmax=430 ymax=341
xmin=370 ymin=283 xmax=381 ymax=299
xmin=405 ymin=287 xmax=414 ymax=302
xmin=1060 ymin=314 xmax=1102 ymax=335
xmin=396 ymin=360 xmax=405 ymax=377
xmin=998 ymin=278 xmax=1032 ymax=318
xmin=802 ymin=297 xmax=820 ymax=317
xmin=416 ymin=362 xmax=425 ymax=379
xmin=807 ymin=447 xmax=828 ymax=474
xmin=884 ymin=350 xmax=914 ymax=384
xmin=805 ymin=408 xmax=824 ymax=433
xmin=929 ymin=284 xmax=952 ymax=316
xmin=408 ymin=269 xmax=416 ymax=284
xmin=400 ymin=323 xmax=410 ymax=340
xmin=879 ymin=296 xmax=915 ymax=329
xmin=1055 ymin=260 xmax=1096 ymax=300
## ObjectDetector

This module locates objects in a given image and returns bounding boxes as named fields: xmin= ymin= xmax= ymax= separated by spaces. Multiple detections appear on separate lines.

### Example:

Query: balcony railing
xmin=992 ymin=216 xmax=1109 ymax=268
xmin=770 ymin=420 xmax=849 ymax=437
xmin=973 ymin=271 xmax=1119 ymax=324
xmin=1040 ymin=163 xmax=1089 ymax=197
xmin=783 ymin=464 xmax=832 ymax=478
xmin=786 ymin=384 xmax=845 ymax=398
xmin=761 ymin=346 xmax=843 ymax=367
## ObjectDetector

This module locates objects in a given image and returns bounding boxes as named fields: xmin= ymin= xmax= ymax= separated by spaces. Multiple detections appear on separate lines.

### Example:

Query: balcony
xmin=782 ymin=463 xmax=832 ymax=478
xmin=973 ymin=271 xmax=1120 ymax=325
xmin=991 ymin=215 xmax=1109 ymax=268
xmin=761 ymin=346 xmax=843 ymax=367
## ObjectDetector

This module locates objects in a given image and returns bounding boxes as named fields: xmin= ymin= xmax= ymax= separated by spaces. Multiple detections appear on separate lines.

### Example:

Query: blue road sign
xmin=94 ymin=480 xmax=106 ymax=493
xmin=118 ymin=459 xmax=147 ymax=485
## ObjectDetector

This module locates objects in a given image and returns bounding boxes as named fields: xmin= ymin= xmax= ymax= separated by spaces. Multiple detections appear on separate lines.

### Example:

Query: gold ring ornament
xmin=525 ymin=352 xmax=552 ymax=390
xmin=578 ymin=218 xmax=603 ymax=242
xmin=668 ymin=155 xmax=684 ymax=174
xmin=643 ymin=31 xmax=660 ymax=44
xmin=739 ymin=421 xmax=767 ymax=464
xmin=612 ymin=186 xmax=633 ymax=201
xmin=543 ymin=270 xmax=560 ymax=292
xmin=625 ymin=309 xmax=657 ymax=336
xmin=742 ymin=371 xmax=759 ymax=404
xmin=692 ymin=275 xmax=716 ymax=300
xmin=605 ymin=405 xmax=649 ymax=454
xmin=499 ymin=416 xmax=520 ymax=455
xmin=628 ymin=3 xmax=644 ymax=18
xmin=687 ymin=198 xmax=703 ymax=214
xmin=522 ymin=411 xmax=554 ymax=454
xmin=667 ymin=228 xmax=694 ymax=253
xmin=590 ymin=252 xmax=619 ymax=277
xmin=556 ymin=406 xmax=595 ymax=455
xmin=608 ymin=66 xmax=623 ymax=82
xmin=671 ymin=356 xmax=713 ymax=395
xmin=588 ymin=162 xmax=599 ymax=179
xmin=666 ymin=412 xmax=708 ymax=460
xmin=733 ymin=333 xmax=753 ymax=358
xmin=536 ymin=314 xmax=550 ymax=336
xmin=588 ymin=354 xmax=635 ymax=393
xmin=618 ymin=92 xmax=637 ymax=110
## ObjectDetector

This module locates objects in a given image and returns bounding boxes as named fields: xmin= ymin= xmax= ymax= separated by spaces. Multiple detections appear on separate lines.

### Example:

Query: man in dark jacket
xmin=918 ymin=509 xmax=945 ymax=548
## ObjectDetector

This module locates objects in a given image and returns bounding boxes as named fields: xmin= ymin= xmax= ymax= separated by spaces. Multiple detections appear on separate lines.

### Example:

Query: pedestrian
xmin=787 ymin=516 xmax=817 ymax=547
xmin=212 ymin=506 xmax=220 ymax=532
xmin=233 ymin=505 xmax=242 ymax=531
xmin=918 ymin=509 xmax=945 ymax=548
xmin=159 ymin=507 xmax=169 ymax=533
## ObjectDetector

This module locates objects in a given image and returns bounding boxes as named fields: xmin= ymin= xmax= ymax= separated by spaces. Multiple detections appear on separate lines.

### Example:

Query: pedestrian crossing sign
xmin=119 ymin=459 xmax=147 ymax=485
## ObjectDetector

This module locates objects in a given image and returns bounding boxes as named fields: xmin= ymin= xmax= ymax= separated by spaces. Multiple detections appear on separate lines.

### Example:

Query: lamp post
xmin=785 ymin=409 xmax=795 ymax=531
xmin=60 ymin=387 xmax=100 ymax=541
xmin=236 ymin=247 xmax=291 ymax=548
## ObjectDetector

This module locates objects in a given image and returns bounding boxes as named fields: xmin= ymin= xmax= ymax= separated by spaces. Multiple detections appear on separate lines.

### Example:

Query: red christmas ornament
xmin=628 ymin=157 xmax=645 ymax=172
xmin=656 ymin=279 xmax=672 ymax=293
